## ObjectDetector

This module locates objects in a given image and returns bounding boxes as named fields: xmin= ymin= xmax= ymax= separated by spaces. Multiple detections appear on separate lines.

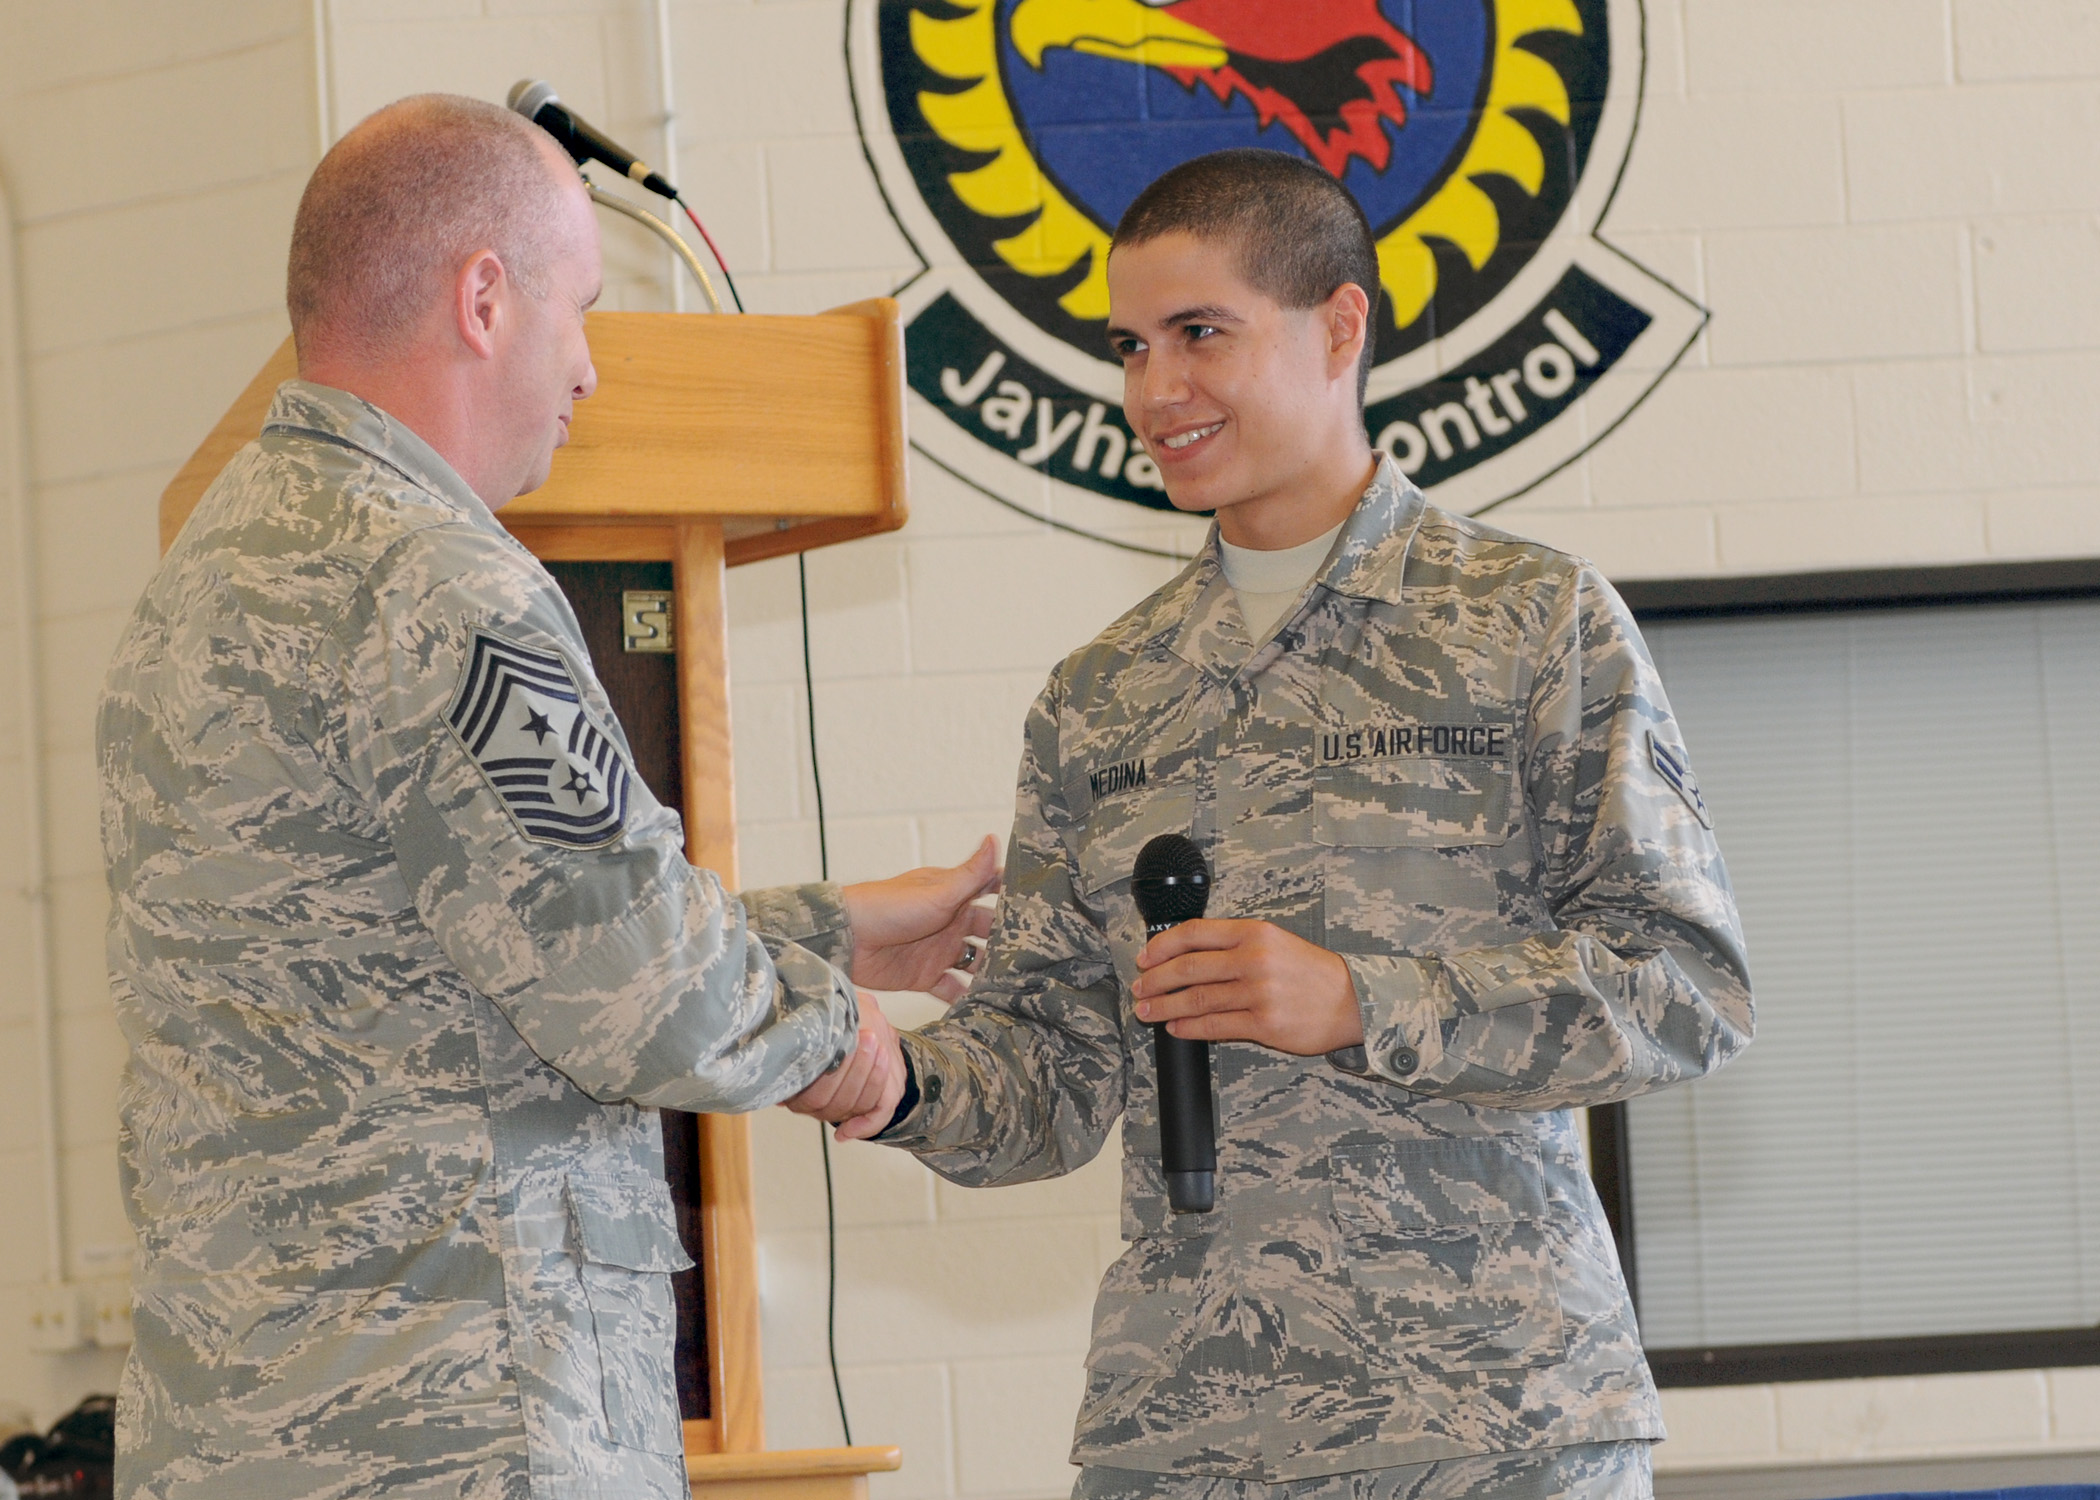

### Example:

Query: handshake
xmin=786 ymin=834 xmax=1000 ymax=1140
xmin=783 ymin=832 xmax=1372 ymax=1142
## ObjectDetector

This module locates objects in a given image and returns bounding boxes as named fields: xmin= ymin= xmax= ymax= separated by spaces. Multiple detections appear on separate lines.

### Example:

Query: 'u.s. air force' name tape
xmin=447 ymin=629 xmax=633 ymax=848
xmin=1084 ymin=726 xmax=1514 ymax=804
xmin=1320 ymin=723 xmax=1512 ymax=763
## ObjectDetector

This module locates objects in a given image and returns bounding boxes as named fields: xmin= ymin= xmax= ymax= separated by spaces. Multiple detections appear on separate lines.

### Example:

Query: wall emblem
xmin=849 ymin=0 xmax=1703 ymax=533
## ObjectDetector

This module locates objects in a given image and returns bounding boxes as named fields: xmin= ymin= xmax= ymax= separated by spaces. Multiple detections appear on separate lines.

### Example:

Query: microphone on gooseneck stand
xmin=1132 ymin=834 xmax=1216 ymax=1214
xmin=508 ymin=80 xmax=679 ymax=199
xmin=507 ymin=78 xmax=746 ymax=315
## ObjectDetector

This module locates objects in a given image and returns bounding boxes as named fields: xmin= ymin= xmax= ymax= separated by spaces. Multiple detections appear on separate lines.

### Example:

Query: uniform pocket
xmin=1316 ymin=755 xmax=1520 ymax=950
xmin=1329 ymin=1137 xmax=1566 ymax=1371
xmin=567 ymin=1173 xmax=695 ymax=1454
xmin=1067 ymin=778 xmax=1197 ymax=898
xmin=1314 ymin=755 xmax=1516 ymax=849
xmin=1084 ymin=1231 xmax=1212 ymax=1375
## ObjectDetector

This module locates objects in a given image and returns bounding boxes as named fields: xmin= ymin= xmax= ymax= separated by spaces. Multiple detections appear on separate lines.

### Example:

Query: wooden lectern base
xmin=686 ymin=1445 xmax=903 ymax=1500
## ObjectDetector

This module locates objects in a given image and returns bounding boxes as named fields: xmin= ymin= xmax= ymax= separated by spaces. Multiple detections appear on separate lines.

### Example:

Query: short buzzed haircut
xmin=288 ymin=93 xmax=573 ymax=361
xmin=1113 ymin=149 xmax=1382 ymax=405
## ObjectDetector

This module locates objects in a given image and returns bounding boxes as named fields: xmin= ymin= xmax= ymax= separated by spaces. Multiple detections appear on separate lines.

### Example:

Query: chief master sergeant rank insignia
xmin=448 ymin=629 xmax=634 ymax=848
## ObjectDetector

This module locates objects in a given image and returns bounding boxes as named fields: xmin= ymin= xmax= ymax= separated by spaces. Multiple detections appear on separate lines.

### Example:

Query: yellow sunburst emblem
xmin=852 ymin=0 xmax=1702 ymax=521
xmin=907 ymin=0 xmax=1583 ymax=332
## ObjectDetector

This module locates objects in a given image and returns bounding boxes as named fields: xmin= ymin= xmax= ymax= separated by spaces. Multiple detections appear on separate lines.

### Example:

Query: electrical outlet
xmin=85 ymin=1278 xmax=132 ymax=1349
xmin=25 ymin=1283 xmax=85 ymax=1354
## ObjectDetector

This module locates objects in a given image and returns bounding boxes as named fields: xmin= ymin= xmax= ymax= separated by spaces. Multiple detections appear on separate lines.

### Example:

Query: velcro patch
xmin=448 ymin=630 xmax=633 ymax=848
xmin=1648 ymin=732 xmax=1711 ymax=829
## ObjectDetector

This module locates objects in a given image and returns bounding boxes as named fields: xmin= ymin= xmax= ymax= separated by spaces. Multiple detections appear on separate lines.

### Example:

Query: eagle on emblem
xmin=896 ymin=0 xmax=1584 ymax=331
xmin=1009 ymin=0 xmax=1433 ymax=177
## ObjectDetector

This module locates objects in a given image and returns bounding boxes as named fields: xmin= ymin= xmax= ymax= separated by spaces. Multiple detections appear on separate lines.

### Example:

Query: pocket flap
xmin=1068 ymin=782 xmax=1197 ymax=896
xmin=1331 ymin=1137 xmax=1549 ymax=1231
xmin=566 ymin=1174 xmax=695 ymax=1273
xmin=1314 ymin=757 xmax=1515 ymax=848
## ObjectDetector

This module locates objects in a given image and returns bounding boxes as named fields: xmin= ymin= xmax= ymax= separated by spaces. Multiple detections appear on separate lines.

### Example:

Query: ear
xmin=1324 ymin=282 xmax=1371 ymax=387
xmin=454 ymin=249 xmax=506 ymax=361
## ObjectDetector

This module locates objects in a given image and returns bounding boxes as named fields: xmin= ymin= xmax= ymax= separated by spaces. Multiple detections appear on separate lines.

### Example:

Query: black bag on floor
xmin=0 ymin=1395 xmax=115 ymax=1500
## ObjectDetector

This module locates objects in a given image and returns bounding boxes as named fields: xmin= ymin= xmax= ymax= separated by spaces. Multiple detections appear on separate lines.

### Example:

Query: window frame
xmin=1588 ymin=555 xmax=2100 ymax=1387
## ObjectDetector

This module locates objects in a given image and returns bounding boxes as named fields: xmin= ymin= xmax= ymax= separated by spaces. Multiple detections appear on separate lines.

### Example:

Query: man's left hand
xmin=841 ymin=836 xmax=1001 ymax=1001
xmin=1132 ymin=919 xmax=1364 ymax=1056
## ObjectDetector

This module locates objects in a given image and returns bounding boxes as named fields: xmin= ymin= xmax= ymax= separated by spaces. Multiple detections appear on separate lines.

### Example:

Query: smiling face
xmin=1106 ymin=229 xmax=1373 ymax=547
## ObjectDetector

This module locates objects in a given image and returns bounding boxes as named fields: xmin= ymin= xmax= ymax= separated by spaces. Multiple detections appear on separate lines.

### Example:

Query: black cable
xmin=818 ymin=1123 xmax=851 ymax=1448
xmin=797 ymin=554 xmax=830 ymax=879
xmin=798 ymin=552 xmax=850 ymax=1447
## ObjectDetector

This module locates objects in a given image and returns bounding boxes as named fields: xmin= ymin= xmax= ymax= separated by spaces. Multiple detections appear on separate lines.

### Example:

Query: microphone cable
xmin=798 ymin=552 xmax=851 ymax=1447
xmin=677 ymin=199 xmax=745 ymax=314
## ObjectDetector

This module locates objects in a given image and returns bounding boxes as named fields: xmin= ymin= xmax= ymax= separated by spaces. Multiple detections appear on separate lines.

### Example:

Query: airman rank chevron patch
xmin=1648 ymin=731 xmax=1712 ymax=830
xmin=448 ymin=629 xmax=633 ymax=848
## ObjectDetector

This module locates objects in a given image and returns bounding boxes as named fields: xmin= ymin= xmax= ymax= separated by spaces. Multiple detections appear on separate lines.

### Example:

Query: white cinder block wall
xmin=0 ymin=0 xmax=324 ymax=1434
xmin=2 ymin=0 xmax=2098 ymax=1490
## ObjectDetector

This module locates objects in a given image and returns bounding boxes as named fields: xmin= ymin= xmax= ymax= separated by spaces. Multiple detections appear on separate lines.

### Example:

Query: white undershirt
xmin=1218 ymin=522 xmax=1346 ymax=642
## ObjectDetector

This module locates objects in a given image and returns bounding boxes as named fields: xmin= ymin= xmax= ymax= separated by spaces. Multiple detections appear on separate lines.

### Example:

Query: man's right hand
xmin=785 ymin=990 xmax=908 ymax=1141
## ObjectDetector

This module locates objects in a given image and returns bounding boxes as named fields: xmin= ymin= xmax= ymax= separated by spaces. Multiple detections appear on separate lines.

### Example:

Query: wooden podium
xmin=159 ymin=301 xmax=911 ymax=1498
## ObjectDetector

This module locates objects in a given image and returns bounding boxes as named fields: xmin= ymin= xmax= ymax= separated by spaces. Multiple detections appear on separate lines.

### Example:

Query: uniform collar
xmin=262 ymin=380 xmax=492 ymax=521
xmin=1154 ymin=454 xmax=1427 ymax=672
xmin=1319 ymin=454 xmax=1428 ymax=606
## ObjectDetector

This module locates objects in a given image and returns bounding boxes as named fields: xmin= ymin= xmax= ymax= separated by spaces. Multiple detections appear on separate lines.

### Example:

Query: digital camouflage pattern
xmin=98 ymin=381 xmax=859 ymax=1500
xmin=881 ymin=456 xmax=1752 ymax=1482
xmin=1075 ymin=1437 xmax=1650 ymax=1500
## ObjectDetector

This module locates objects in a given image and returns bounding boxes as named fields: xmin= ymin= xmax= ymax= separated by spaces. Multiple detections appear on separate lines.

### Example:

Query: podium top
xmin=159 ymin=299 xmax=909 ymax=564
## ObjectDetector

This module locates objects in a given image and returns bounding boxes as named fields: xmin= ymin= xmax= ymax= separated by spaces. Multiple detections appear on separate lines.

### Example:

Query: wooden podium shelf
xmin=159 ymin=299 xmax=909 ymax=563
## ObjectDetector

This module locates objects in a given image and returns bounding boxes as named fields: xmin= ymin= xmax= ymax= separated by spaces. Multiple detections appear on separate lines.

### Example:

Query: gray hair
xmin=287 ymin=93 xmax=575 ymax=360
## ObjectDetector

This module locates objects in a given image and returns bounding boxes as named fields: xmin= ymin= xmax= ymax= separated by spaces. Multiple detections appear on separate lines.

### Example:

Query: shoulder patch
xmin=1648 ymin=732 xmax=1712 ymax=830
xmin=447 ymin=629 xmax=633 ymax=848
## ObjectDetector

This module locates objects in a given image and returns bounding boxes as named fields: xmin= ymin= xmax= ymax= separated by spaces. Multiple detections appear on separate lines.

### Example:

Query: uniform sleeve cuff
xmin=1336 ymin=953 xmax=1446 ymax=1087
xmin=869 ymin=1032 xmax=949 ymax=1148
xmin=872 ymin=1048 xmax=920 ymax=1139
xmin=739 ymin=882 xmax=854 ymax=973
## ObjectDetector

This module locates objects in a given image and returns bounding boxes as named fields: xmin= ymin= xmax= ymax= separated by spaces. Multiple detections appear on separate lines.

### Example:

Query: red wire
xmin=678 ymin=200 xmax=742 ymax=311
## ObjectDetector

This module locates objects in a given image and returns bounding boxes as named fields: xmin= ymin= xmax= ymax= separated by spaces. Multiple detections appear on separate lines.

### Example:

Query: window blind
xmin=1628 ymin=596 xmax=2100 ymax=1348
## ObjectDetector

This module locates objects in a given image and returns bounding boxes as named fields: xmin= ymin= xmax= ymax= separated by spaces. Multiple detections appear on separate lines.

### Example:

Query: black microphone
xmin=1132 ymin=834 xmax=1216 ymax=1214
xmin=508 ymin=80 xmax=679 ymax=200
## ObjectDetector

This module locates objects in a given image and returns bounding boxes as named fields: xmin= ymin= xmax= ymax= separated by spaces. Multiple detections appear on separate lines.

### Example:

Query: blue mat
xmin=1842 ymin=1489 xmax=2100 ymax=1500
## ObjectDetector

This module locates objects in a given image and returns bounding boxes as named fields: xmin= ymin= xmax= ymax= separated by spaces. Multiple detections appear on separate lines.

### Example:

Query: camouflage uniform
xmin=880 ymin=458 xmax=1751 ymax=1483
xmin=98 ymin=382 xmax=859 ymax=1500
xmin=1075 ymin=1440 xmax=1649 ymax=1500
